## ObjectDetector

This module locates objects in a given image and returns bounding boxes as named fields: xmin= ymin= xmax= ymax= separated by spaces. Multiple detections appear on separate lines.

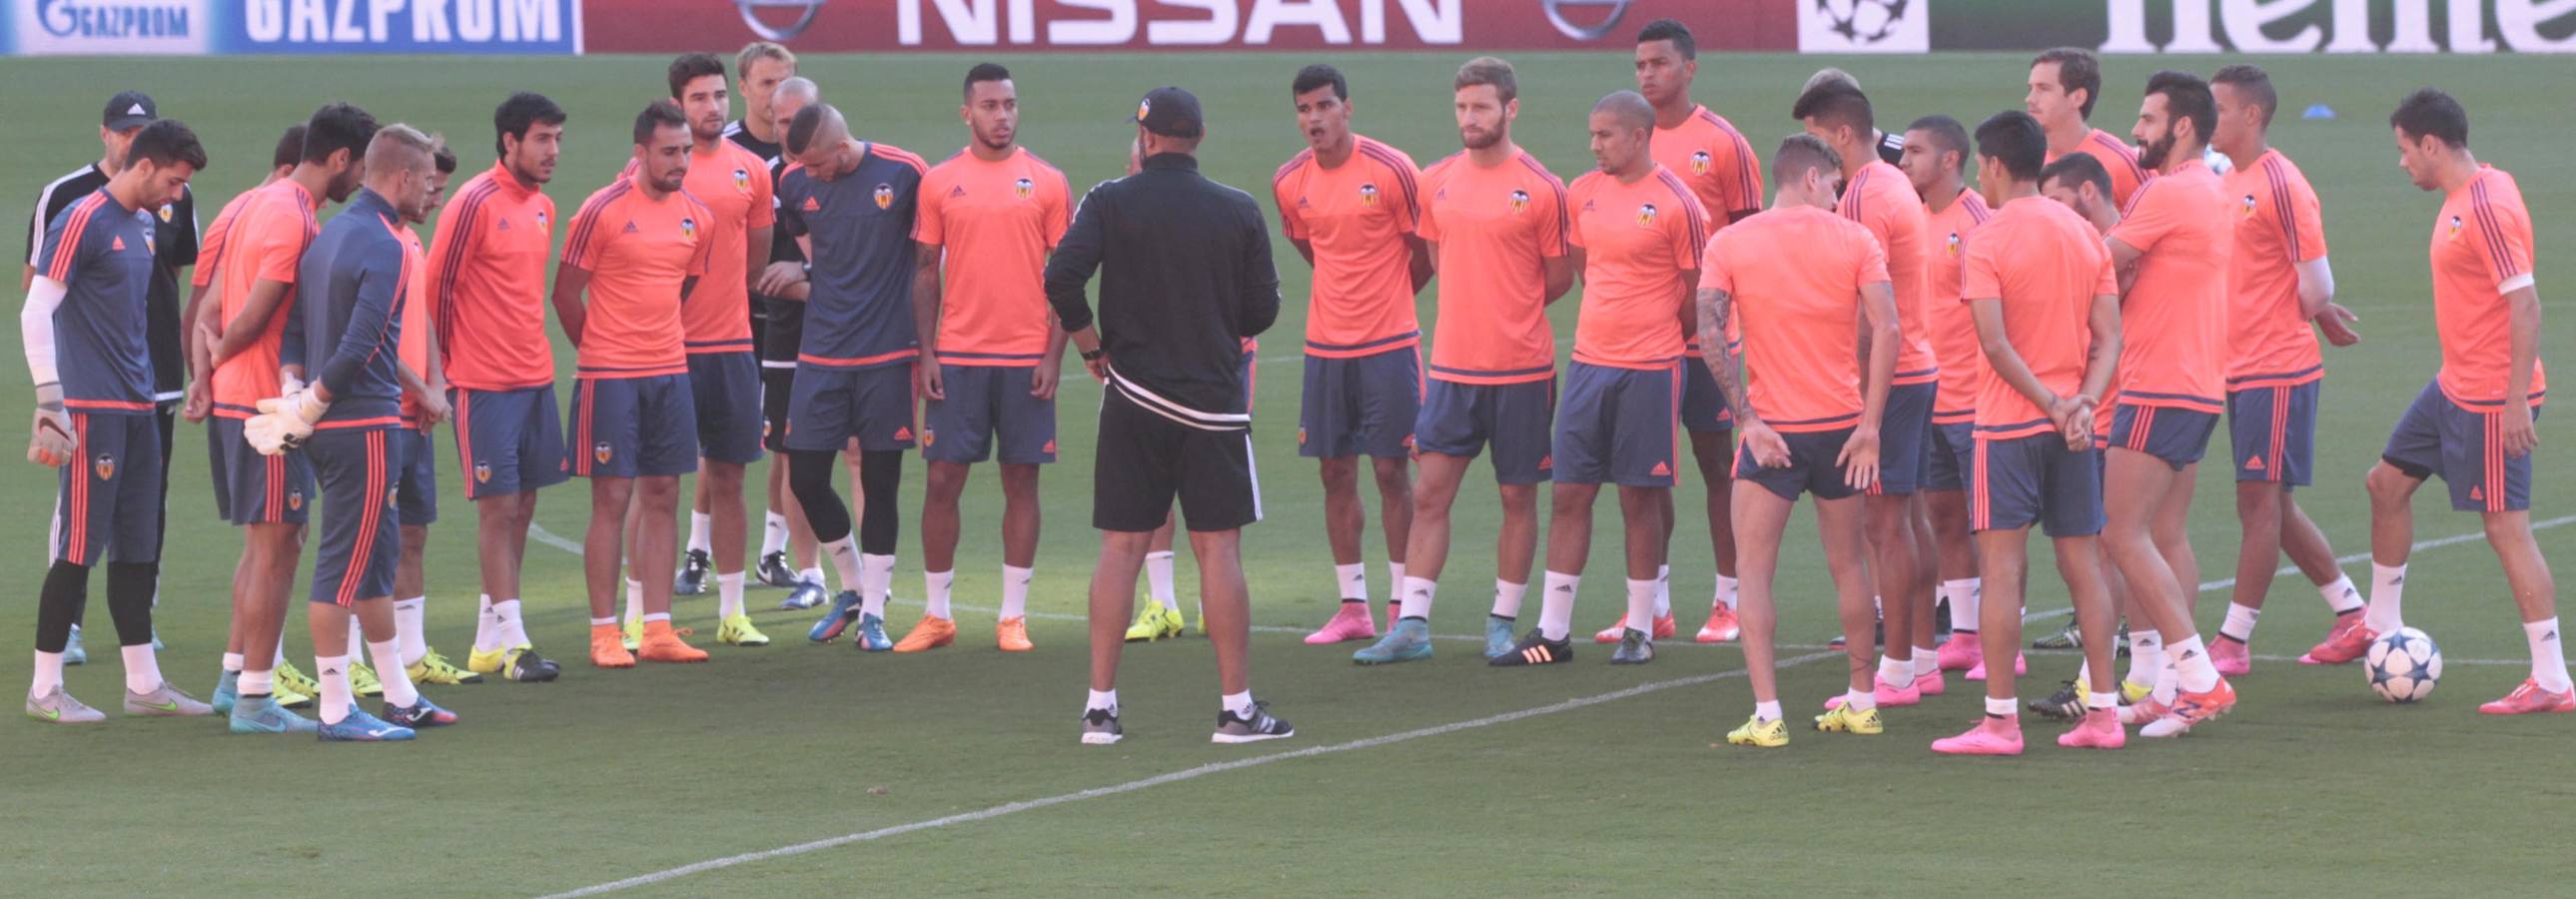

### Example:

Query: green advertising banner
xmin=1926 ymin=0 xmax=2576 ymax=53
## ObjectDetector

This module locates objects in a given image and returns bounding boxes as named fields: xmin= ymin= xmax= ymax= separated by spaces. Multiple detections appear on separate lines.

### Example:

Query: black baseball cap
xmin=1132 ymin=86 xmax=1203 ymax=139
xmin=103 ymin=91 xmax=157 ymax=131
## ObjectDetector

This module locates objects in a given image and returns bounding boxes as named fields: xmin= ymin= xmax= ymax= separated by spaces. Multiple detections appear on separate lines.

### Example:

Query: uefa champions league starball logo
xmin=1816 ymin=0 xmax=1913 ymax=44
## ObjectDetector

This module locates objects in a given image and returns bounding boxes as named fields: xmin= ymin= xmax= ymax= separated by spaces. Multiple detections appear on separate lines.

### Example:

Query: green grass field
xmin=2 ymin=50 xmax=2571 ymax=895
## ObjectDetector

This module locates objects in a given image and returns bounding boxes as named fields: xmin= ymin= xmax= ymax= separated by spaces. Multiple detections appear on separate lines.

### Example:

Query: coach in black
xmin=22 ymin=90 xmax=197 ymax=664
xmin=1046 ymin=86 xmax=1290 ymax=747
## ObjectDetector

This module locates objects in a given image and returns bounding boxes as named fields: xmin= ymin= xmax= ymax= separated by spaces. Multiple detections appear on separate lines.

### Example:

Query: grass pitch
xmin=2 ymin=50 xmax=2571 ymax=895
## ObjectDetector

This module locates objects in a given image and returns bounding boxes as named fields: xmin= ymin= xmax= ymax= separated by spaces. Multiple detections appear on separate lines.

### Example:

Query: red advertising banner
xmin=583 ymin=0 xmax=1793 ymax=54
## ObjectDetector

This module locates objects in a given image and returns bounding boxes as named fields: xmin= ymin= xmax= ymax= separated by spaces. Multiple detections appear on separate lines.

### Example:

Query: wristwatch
xmin=1080 ymin=348 xmax=1106 ymax=362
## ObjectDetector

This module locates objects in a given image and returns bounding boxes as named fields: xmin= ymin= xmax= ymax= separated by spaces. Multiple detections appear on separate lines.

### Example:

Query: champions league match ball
xmin=2365 ymin=627 xmax=2443 ymax=703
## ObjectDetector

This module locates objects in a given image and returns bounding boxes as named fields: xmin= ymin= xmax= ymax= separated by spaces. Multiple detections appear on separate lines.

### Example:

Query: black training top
xmin=1044 ymin=152 xmax=1279 ymax=422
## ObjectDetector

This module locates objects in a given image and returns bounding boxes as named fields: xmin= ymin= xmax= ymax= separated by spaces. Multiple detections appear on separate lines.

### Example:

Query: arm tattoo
xmin=1696 ymin=287 xmax=1753 ymax=425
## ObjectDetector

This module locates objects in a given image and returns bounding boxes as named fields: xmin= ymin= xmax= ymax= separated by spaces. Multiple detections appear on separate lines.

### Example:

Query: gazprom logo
xmin=37 ymin=0 xmax=192 ymax=38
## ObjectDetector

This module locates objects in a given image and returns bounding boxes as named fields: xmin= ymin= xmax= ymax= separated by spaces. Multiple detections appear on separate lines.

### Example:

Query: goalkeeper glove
xmin=27 ymin=383 xmax=74 ymax=467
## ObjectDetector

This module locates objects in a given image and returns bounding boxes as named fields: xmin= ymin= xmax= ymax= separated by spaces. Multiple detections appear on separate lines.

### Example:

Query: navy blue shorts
xmin=1972 ymin=432 xmax=2104 ymax=537
xmin=567 ymin=375 xmax=700 ymax=479
xmin=1924 ymin=420 xmax=1976 ymax=492
xmin=924 ymin=364 xmax=1057 ymax=464
xmin=1679 ymin=355 xmax=1735 ymax=434
xmin=2228 ymin=380 xmax=2318 ymax=486
xmin=760 ymin=364 xmax=795 ymax=452
xmin=209 ymin=415 xmax=313 ymax=525
xmin=450 ymin=385 xmax=568 ymax=500
xmin=396 ymin=428 xmax=436 ymax=525
xmin=306 ymin=428 xmax=401 ymax=606
xmin=2382 ymin=381 xmax=2539 ymax=513
xmin=1297 ymin=347 xmax=1421 ymax=459
xmin=688 ymin=352 xmax=765 ymax=464
xmin=54 ymin=412 xmax=163 ymax=565
xmin=1553 ymin=361 xmax=1679 ymax=487
xmin=2107 ymin=403 xmax=2219 ymax=470
xmin=786 ymin=363 xmax=917 ymax=452
xmin=1414 ymin=377 xmax=1555 ymax=484
xmin=1870 ymin=382 xmax=1937 ymax=496
xmin=1736 ymin=426 xmax=1862 ymax=502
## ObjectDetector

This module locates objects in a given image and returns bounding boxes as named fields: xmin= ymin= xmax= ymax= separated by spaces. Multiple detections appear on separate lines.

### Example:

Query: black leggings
xmin=36 ymin=559 xmax=157 ymax=652
xmin=788 ymin=449 xmax=903 ymax=555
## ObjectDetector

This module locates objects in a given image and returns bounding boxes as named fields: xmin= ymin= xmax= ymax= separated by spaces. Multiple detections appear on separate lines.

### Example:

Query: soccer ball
xmin=1818 ymin=0 xmax=1913 ymax=44
xmin=2364 ymin=627 xmax=2443 ymax=703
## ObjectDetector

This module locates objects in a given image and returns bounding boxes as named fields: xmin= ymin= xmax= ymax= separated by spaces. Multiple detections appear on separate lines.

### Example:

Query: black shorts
xmin=1093 ymin=384 xmax=1260 ymax=533
xmin=761 ymin=364 xmax=796 ymax=453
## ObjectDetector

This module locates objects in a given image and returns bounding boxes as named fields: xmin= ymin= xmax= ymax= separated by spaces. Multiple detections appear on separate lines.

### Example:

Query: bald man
xmin=735 ymin=72 xmax=831 ymax=604
xmin=1491 ymin=92 xmax=1707 ymax=668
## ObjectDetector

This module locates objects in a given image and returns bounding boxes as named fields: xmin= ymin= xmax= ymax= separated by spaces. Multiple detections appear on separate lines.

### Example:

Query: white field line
xmin=536 ymin=649 xmax=1845 ymax=898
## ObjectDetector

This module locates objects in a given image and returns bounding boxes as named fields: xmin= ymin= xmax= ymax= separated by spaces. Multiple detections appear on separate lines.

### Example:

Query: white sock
xmin=1087 ymin=688 xmax=1118 ymax=712
xmin=2151 ymin=657 xmax=2181 ymax=704
xmin=800 ymin=566 xmax=827 ymax=589
xmin=622 ymin=578 xmax=643 ymax=625
xmin=2127 ymin=629 xmax=2164 ymax=686
xmin=1985 ymin=696 xmax=2018 ymax=717
xmin=1145 ymin=551 xmax=1179 ymax=612
xmin=272 ymin=641 xmax=287 ymax=670
xmin=1914 ymin=647 xmax=1940 ymax=679
xmin=686 ymin=511 xmax=712 ymax=556
xmin=2219 ymin=602 xmax=2260 ymax=642
xmin=1387 ymin=561 xmax=1406 ymax=610
xmin=1754 ymin=699 xmax=1782 ymax=721
xmin=1001 ymin=565 xmax=1033 ymax=620
xmin=222 ymin=652 xmax=246 ymax=673
xmin=368 ymin=638 xmax=419 ymax=707
xmin=717 ymin=571 xmax=746 ymax=619
xmin=316 ymin=656 xmax=353 ymax=724
xmin=1944 ymin=578 xmax=1981 ymax=631
xmin=2086 ymin=690 xmax=2119 ymax=710
xmin=590 ymin=616 xmax=616 ymax=627
xmin=346 ymin=617 xmax=366 ymax=661
xmin=2526 ymin=618 xmax=2572 ymax=692
xmin=1400 ymin=576 xmax=1436 ymax=620
xmin=1844 ymin=686 xmax=1877 ymax=711
xmin=1222 ymin=690 xmax=1257 ymax=717
xmin=2365 ymin=562 xmax=2406 ymax=633
xmin=860 ymin=553 xmax=896 ymax=617
xmin=1653 ymin=564 xmax=1672 ymax=617
xmin=395 ymin=596 xmax=428 ymax=667
xmin=761 ymin=510 xmax=788 ymax=557
xmin=1714 ymin=573 xmax=1740 ymax=610
xmin=821 ymin=536 xmax=863 ymax=593
xmin=2317 ymin=572 xmax=2361 ymax=613
xmin=1537 ymin=571 xmax=1578 ymax=640
xmin=642 ymin=612 xmax=671 ymax=624
xmin=1335 ymin=562 xmax=1366 ymax=601
xmin=923 ymin=569 xmax=954 ymax=620
xmin=240 ymin=668 xmax=273 ymax=695
xmin=121 ymin=643 xmax=162 ymax=694
xmin=1624 ymin=578 xmax=1657 ymax=633
xmin=2170 ymin=635 xmax=2219 ymax=692
xmin=473 ymin=594 xmax=499 ymax=652
xmin=1491 ymin=579 xmax=1526 ymax=620
xmin=493 ymin=598 xmax=528 ymax=649
xmin=1877 ymin=654 xmax=1911 ymax=687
